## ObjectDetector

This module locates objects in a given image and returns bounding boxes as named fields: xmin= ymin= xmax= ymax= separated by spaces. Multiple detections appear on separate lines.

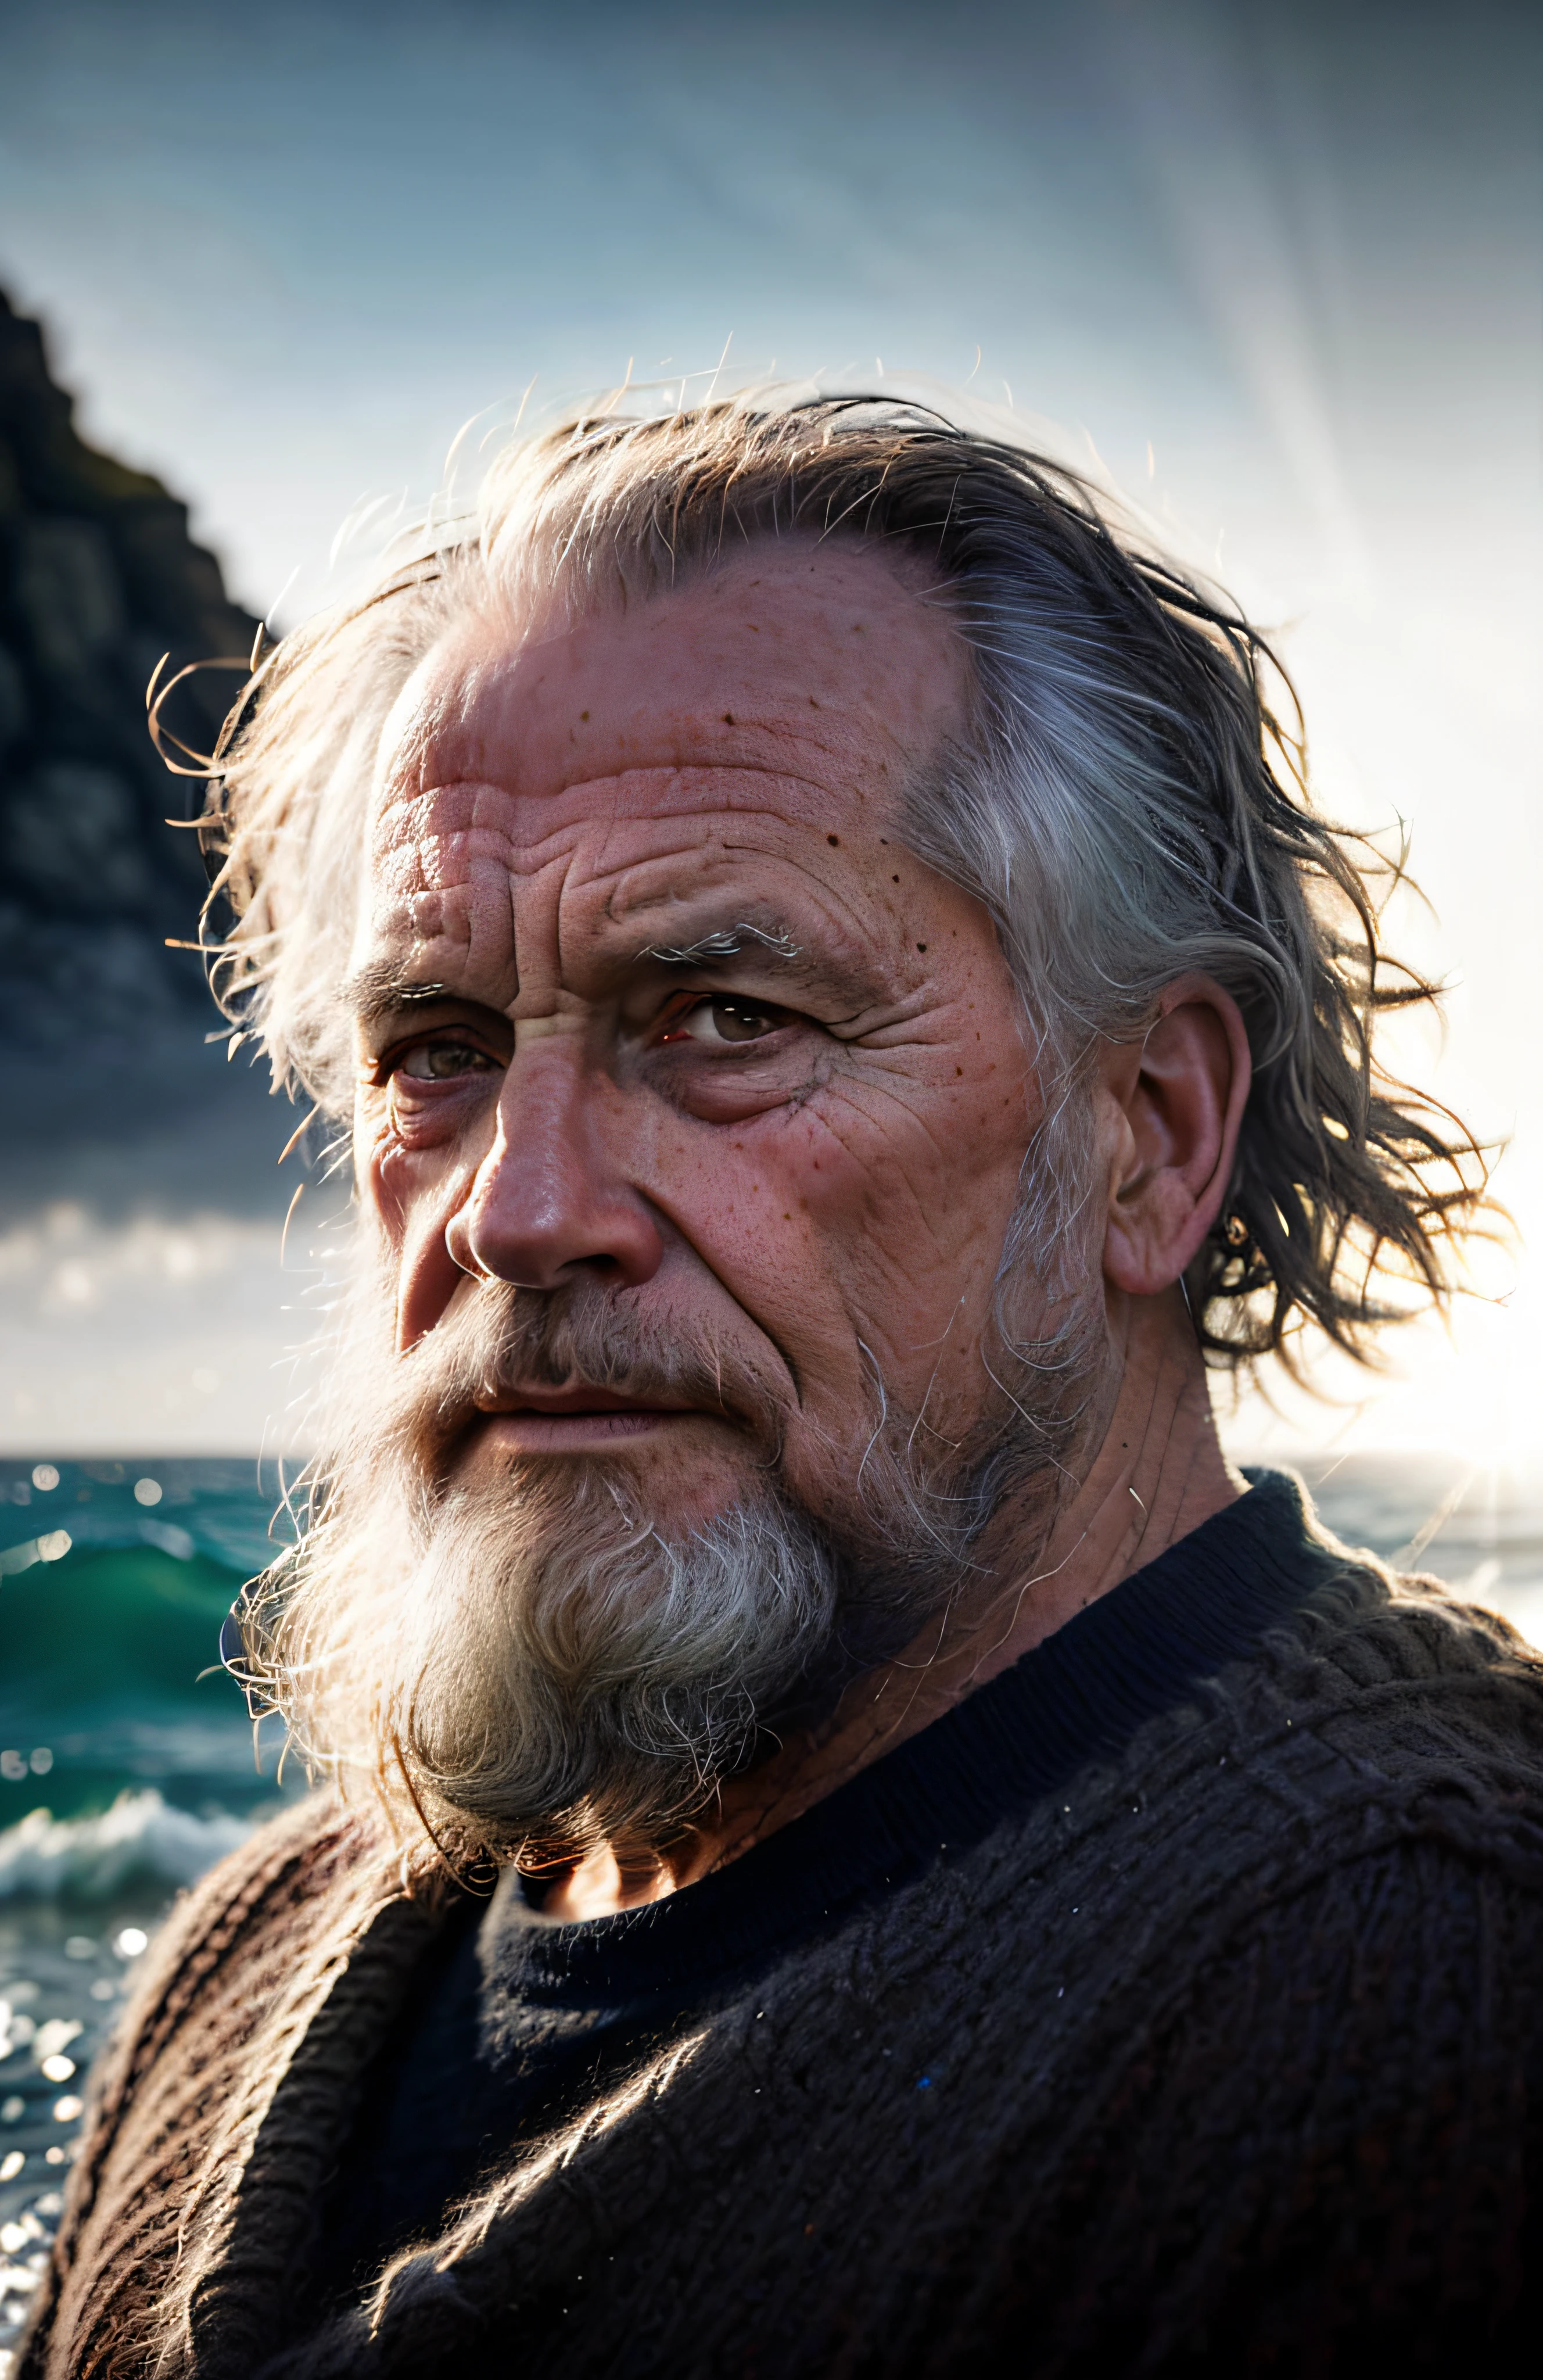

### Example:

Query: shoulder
xmin=891 ymin=1577 xmax=1543 ymax=2364
xmin=1091 ymin=1537 xmax=1543 ymax=1836
xmin=1160 ymin=1563 xmax=1543 ymax=1984
xmin=924 ymin=1557 xmax=1543 ymax=2173
xmin=86 ymin=1793 xmax=389 ymax=2115
xmin=1243 ymin=1561 xmax=1543 ymax=1849
xmin=985 ymin=1554 xmax=1543 ymax=1929
xmin=1103 ymin=1588 xmax=1543 ymax=2361
xmin=1090 ymin=1568 xmax=1543 ymax=2179
xmin=19 ymin=1794 xmax=424 ymax=2378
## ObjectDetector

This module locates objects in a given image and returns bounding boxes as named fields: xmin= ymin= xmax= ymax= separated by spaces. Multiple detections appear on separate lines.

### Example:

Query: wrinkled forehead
xmin=369 ymin=539 xmax=969 ymax=842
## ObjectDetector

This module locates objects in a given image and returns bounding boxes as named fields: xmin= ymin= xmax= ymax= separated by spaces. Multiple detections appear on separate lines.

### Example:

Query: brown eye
xmin=397 ymin=1041 xmax=497 ymax=1081
xmin=661 ymin=998 xmax=783 ymax=1047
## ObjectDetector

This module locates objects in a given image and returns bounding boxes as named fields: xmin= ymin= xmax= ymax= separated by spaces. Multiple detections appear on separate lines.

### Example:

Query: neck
xmin=542 ymin=1289 xmax=1243 ymax=1920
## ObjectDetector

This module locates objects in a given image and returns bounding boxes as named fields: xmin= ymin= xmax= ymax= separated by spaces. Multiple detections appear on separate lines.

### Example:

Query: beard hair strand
xmin=237 ymin=1192 xmax=1101 ymax=1876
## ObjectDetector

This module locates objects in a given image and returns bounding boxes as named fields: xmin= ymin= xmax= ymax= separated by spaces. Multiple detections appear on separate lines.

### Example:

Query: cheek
xmin=353 ymin=1094 xmax=483 ymax=1350
xmin=816 ymin=1060 xmax=1032 ymax=1256
xmin=354 ymin=1094 xmax=401 ymax=1233
xmin=355 ymin=1090 xmax=429 ymax=1252
xmin=356 ymin=1079 xmax=498 ymax=1235
xmin=652 ymin=1070 xmax=1033 ymax=1434
xmin=636 ymin=1111 xmax=855 ymax=1400
xmin=828 ymin=1097 xmax=1027 ymax=1379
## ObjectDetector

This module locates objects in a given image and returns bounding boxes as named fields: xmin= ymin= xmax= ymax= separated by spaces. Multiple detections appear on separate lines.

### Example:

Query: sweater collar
xmin=485 ymin=1468 xmax=1352 ymax=2004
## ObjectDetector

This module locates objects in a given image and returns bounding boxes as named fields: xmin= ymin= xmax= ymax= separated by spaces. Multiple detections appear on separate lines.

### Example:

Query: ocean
xmin=2 ymin=1449 xmax=1541 ymax=2358
xmin=0 ymin=1456 xmax=304 ymax=2360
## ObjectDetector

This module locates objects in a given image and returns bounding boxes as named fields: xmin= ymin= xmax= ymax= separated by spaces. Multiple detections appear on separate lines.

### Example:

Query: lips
xmin=463 ymin=1383 xmax=707 ymax=1451
xmin=475 ymin=1384 xmax=695 ymax=1419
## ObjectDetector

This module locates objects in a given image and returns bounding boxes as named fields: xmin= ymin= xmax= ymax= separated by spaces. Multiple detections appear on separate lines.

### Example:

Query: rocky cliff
xmin=0 ymin=288 xmax=260 ymax=1043
xmin=0 ymin=293 xmax=295 ymax=1220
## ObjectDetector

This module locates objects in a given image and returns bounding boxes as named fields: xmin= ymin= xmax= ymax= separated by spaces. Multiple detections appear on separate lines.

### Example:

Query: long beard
xmin=241 ymin=1240 xmax=1098 ymax=1874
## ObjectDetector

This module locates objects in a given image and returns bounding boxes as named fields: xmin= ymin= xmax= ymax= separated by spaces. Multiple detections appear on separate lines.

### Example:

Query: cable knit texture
xmin=20 ymin=1563 xmax=1543 ymax=2377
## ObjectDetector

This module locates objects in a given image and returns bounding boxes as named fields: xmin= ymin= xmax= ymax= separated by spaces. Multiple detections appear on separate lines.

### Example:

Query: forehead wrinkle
xmin=375 ymin=757 xmax=924 ymax=1016
xmin=395 ymin=754 xmax=877 ymax=850
xmin=362 ymin=775 xmax=534 ymax=998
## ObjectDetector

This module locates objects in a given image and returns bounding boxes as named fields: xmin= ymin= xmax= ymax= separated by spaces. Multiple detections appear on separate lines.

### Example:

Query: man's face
xmin=348 ymin=542 xmax=1049 ymax=1544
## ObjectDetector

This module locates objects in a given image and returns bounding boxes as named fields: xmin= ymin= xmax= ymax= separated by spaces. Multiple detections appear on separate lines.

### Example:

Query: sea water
xmin=0 ymin=1456 xmax=300 ymax=2363
xmin=1 ymin=1450 xmax=1540 ymax=2361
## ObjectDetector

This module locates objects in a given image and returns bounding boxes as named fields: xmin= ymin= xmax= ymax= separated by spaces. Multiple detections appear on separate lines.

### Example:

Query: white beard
xmin=241 ymin=1225 xmax=1100 ymax=1873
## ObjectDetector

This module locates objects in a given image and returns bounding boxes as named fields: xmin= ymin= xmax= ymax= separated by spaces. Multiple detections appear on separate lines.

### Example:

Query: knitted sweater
xmin=20 ymin=1484 xmax=1543 ymax=2377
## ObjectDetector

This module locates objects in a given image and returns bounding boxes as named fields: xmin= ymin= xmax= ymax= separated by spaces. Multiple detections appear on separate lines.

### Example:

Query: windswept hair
xmin=198 ymin=392 xmax=1487 ymax=1374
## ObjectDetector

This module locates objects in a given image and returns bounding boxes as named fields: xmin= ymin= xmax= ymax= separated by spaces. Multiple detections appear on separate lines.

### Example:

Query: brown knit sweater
xmin=20 ymin=1549 xmax=1543 ymax=2378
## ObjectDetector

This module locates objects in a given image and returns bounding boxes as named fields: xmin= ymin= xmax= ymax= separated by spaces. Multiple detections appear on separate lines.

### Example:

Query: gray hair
xmin=231 ymin=1249 xmax=1074 ymax=1872
xmin=200 ymin=392 xmax=1485 ymax=1371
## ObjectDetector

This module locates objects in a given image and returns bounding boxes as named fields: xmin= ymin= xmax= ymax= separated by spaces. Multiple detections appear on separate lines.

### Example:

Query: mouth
xmin=467 ymin=1383 xmax=706 ymax=1453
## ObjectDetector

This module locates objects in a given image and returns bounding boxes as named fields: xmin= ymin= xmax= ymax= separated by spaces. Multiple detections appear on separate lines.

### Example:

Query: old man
xmin=24 ymin=399 xmax=1542 ymax=2377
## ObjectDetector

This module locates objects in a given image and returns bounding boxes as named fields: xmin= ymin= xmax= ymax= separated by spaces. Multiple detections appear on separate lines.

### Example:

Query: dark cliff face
xmin=0 ymin=288 xmax=260 ymax=1046
xmin=0 ymin=293 xmax=297 ymax=1220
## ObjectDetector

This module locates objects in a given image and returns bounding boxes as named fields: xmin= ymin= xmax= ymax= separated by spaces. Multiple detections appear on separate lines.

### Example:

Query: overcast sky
xmin=0 ymin=0 xmax=1537 ymax=1458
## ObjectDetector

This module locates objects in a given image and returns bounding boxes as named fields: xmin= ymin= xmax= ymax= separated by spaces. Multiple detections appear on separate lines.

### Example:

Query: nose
xmin=444 ymin=1035 xmax=663 ymax=1292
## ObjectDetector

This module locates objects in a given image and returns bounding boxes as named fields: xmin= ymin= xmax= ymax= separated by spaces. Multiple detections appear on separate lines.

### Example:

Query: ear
xmin=1097 ymin=977 xmax=1252 ymax=1298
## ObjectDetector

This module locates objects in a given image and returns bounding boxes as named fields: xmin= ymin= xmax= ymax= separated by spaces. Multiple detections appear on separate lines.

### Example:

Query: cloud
xmin=0 ymin=1205 xmax=331 ymax=1454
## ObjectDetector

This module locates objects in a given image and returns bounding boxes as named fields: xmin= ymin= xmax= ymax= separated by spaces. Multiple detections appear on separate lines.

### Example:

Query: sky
xmin=0 ymin=0 xmax=1538 ymax=1462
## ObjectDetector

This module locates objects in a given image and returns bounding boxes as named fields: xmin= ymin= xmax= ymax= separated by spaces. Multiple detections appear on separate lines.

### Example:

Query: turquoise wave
xmin=0 ymin=1460 xmax=299 ymax=1826
xmin=5 ymin=1451 xmax=1540 ymax=1838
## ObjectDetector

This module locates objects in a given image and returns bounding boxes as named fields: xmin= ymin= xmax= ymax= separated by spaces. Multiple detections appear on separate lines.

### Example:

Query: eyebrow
xmin=631 ymin=912 xmax=888 ymax=1015
xmin=634 ymin=921 xmax=803 ymax=967
xmin=338 ymin=928 xmax=803 ymax=1028
xmin=340 ymin=962 xmax=462 ymax=1026
xmin=342 ymin=915 xmax=878 ymax=1028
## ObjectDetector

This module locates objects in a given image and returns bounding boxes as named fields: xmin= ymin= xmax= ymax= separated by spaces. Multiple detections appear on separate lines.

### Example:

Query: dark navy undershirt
xmin=307 ymin=1469 xmax=1344 ymax=2305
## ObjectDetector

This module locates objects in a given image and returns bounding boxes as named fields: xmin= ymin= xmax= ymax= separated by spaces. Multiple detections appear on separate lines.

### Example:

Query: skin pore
xmin=349 ymin=539 xmax=1253 ymax=1919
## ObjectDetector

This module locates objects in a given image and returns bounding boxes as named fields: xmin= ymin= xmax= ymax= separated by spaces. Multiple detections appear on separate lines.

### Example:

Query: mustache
xmin=379 ymin=1277 xmax=791 ymax=1469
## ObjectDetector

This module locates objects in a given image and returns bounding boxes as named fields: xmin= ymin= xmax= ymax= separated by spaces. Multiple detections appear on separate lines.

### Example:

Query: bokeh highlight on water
xmin=0 ymin=1456 xmax=302 ymax=2360
xmin=1 ymin=1451 xmax=1540 ymax=2356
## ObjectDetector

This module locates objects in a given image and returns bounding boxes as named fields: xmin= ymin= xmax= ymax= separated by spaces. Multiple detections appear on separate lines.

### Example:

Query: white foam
xmin=0 ymin=1791 xmax=250 ymax=1902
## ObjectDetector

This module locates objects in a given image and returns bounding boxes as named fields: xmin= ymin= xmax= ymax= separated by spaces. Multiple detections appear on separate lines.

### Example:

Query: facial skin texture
xmin=346 ymin=541 xmax=1252 ymax=1915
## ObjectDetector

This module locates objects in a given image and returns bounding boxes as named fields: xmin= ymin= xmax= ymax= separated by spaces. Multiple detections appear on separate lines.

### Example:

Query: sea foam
xmin=0 ymin=1791 xmax=250 ymax=1902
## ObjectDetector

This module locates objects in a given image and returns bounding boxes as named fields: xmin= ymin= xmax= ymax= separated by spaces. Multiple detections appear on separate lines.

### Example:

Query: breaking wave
xmin=0 ymin=1790 xmax=251 ymax=1902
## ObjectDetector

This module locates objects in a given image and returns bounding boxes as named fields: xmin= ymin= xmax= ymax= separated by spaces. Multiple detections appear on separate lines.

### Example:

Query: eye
xmin=395 ymin=1040 xmax=499 ymax=1081
xmin=658 ymin=997 xmax=787 ymax=1047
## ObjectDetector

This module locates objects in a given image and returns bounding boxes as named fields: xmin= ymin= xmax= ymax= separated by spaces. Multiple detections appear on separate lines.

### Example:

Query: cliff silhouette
xmin=0 ymin=292 xmax=295 ymax=1220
